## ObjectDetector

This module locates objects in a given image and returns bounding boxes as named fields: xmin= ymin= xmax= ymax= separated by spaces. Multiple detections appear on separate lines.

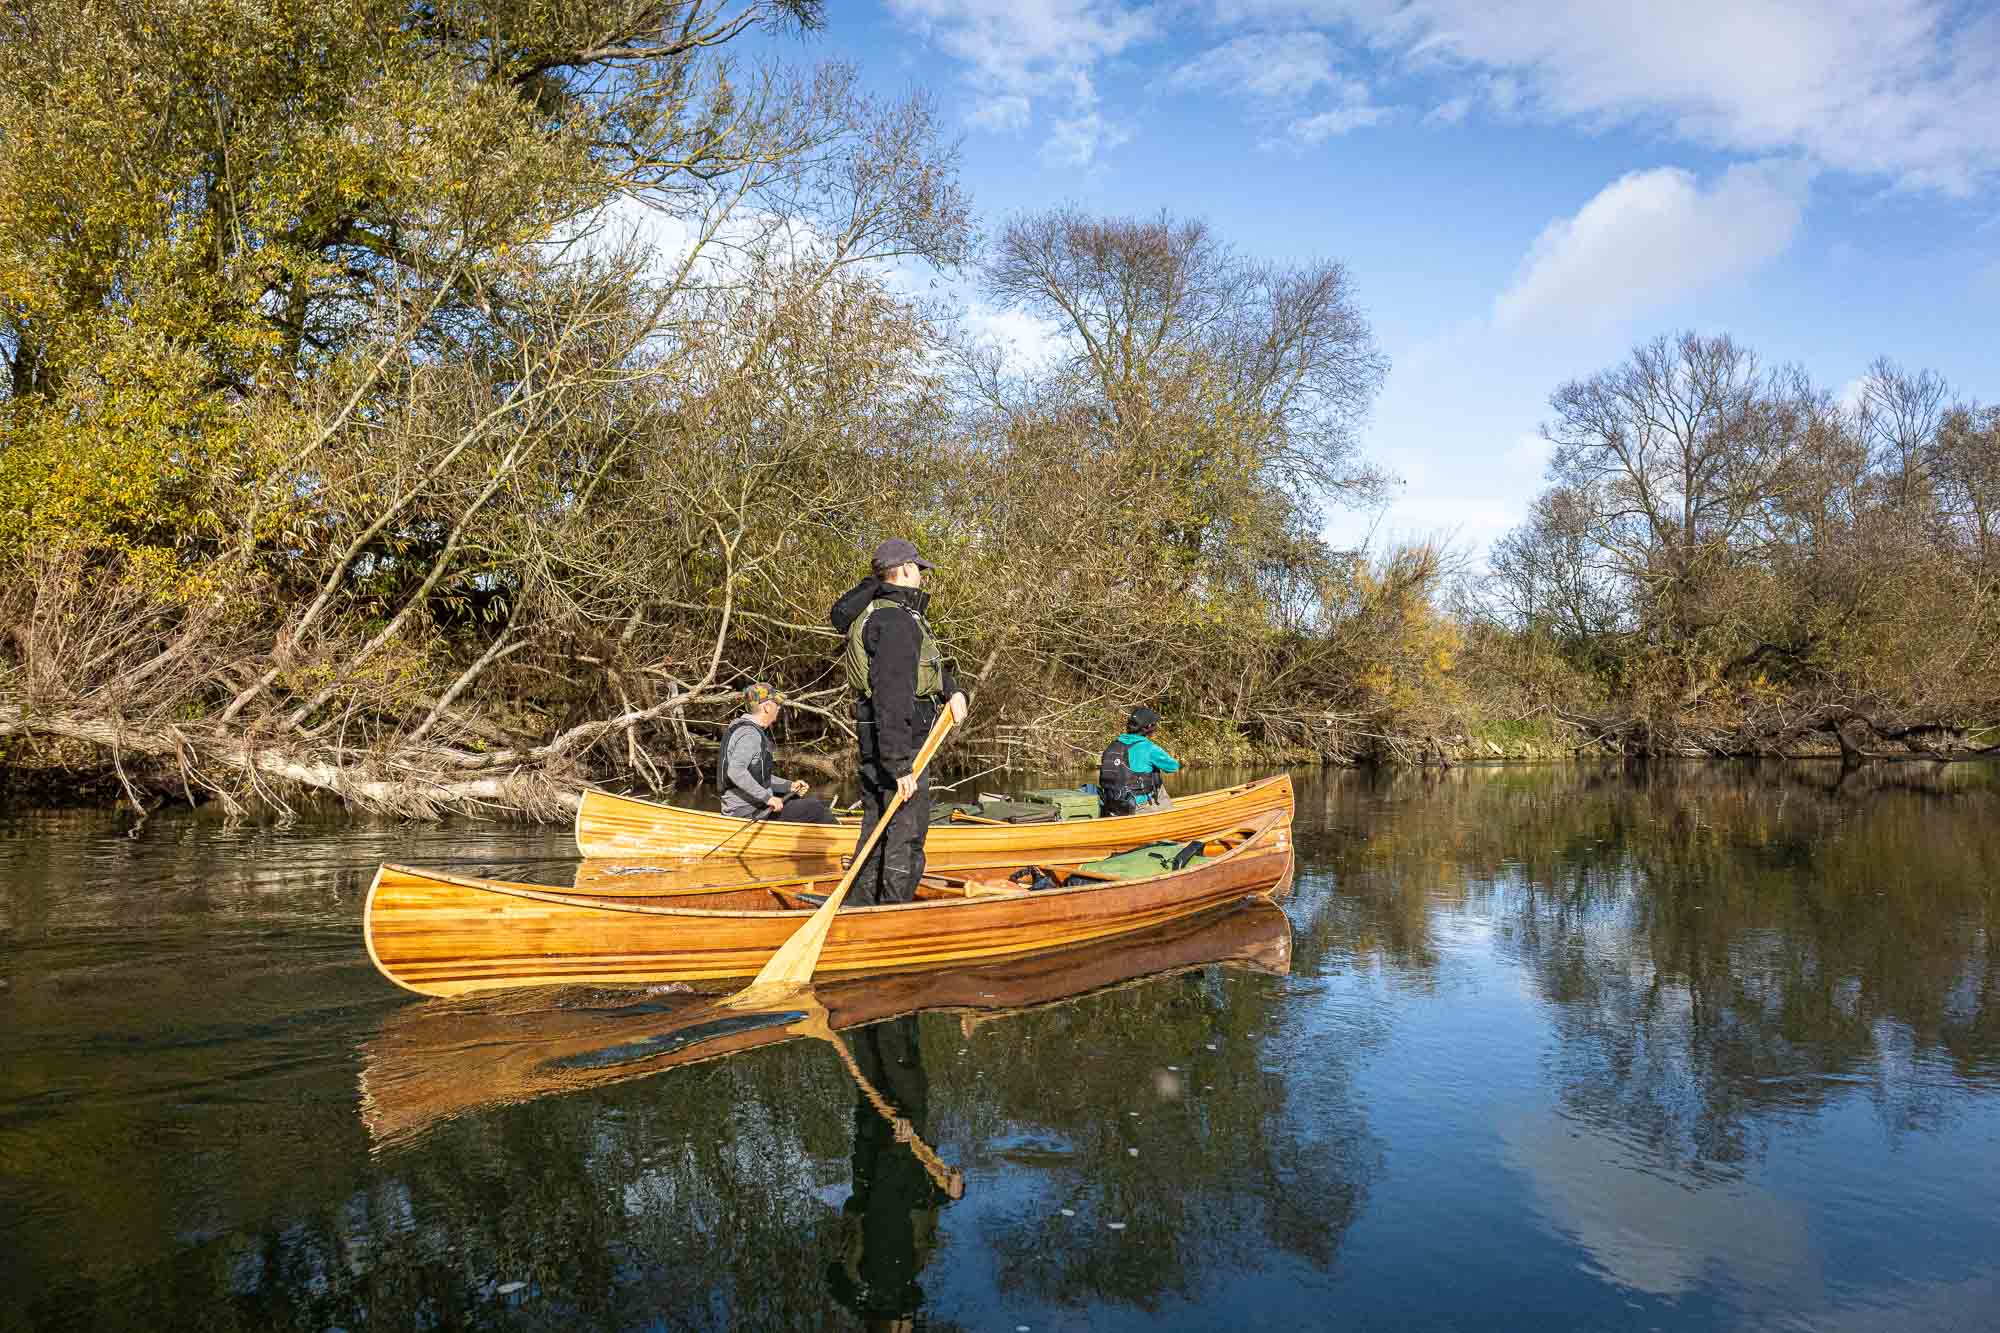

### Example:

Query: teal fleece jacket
xmin=1114 ymin=733 xmax=1180 ymax=805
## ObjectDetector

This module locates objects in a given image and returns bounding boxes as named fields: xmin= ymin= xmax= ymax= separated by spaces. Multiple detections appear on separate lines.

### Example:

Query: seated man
xmin=718 ymin=683 xmax=837 ymax=824
xmin=1098 ymin=705 xmax=1181 ymax=816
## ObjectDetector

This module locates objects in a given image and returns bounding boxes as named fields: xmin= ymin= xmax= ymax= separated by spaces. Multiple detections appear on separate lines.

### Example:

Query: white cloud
xmin=890 ymin=0 xmax=1156 ymax=156
xmin=966 ymin=93 xmax=1031 ymax=131
xmin=1264 ymin=74 xmax=1388 ymax=146
xmin=1170 ymin=31 xmax=1340 ymax=100
xmin=889 ymin=0 xmax=1155 ymax=94
xmin=1285 ymin=96 xmax=1388 ymax=144
xmin=1837 ymin=376 xmax=1871 ymax=416
xmin=1207 ymin=0 xmax=2000 ymax=193
xmin=1494 ymin=161 xmax=1810 ymax=332
xmin=1425 ymin=94 xmax=1471 ymax=126
xmin=963 ymin=302 xmax=1069 ymax=371
xmin=1042 ymin=111 xmax=1131 ymax=166
xmin=1320 ymin=424 xmax=1550 ymax=558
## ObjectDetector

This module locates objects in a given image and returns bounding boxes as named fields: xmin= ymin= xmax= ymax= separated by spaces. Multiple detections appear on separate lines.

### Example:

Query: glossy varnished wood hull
xmin=568 ymin=853 xmax=849 ymax=897
xmin=572 ymin=774 xmax=1294 ymax=865
xmin=358 ymin=897 xmax=1293 ymax=1146
xmin=365 ymin=813 xmax=1294 ymax=997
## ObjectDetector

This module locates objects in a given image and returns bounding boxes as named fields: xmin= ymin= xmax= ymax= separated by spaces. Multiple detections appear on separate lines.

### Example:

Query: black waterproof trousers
xmin=770 ymin=795 xmax=837 ymax=825
xmin=851 ymin=761 xmax=930 ymax=905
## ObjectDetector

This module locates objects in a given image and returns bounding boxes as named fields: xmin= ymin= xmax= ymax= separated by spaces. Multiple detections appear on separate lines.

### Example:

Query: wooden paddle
xmin=731 ymin=705 xmax=958 ymax=1003
xmin=692 ymin=797 xmax=781 ymax=862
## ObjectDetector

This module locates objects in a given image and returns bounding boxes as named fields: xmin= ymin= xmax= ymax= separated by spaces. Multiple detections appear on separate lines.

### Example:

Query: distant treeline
xmin=1465 ymin=336 xmax=2000 ymax=762
xmin=0 ymin=1 xmax=1993 ymax=817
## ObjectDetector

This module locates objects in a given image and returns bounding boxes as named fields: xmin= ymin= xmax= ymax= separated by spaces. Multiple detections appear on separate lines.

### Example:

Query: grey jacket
xmin=718 ymin=716 xmax=797 ymax=818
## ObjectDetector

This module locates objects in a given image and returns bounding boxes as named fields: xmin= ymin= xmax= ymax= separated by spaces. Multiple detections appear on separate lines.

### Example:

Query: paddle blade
xmin=741 ymin=884 xmax=848 ymax=997
xmin=732 ymin=705 xmax=958 ymax=999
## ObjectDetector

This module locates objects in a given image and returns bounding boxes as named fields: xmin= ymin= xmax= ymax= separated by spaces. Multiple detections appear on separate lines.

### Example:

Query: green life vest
xmin=844 ymin=598 xmax=946 ymax=699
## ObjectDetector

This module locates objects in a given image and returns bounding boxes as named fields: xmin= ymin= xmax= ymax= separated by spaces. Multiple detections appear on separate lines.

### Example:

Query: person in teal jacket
xmin=1097 ymin=706 xmax=1181 ymax=815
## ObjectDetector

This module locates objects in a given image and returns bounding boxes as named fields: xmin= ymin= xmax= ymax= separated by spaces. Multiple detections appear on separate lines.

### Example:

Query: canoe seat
xmin=963 ymin=877 xmax=1030 ymax=897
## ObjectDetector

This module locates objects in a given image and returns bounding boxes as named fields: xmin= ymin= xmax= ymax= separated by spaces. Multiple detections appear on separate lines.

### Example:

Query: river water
xmin=3 ymin=763 xmax=1998 ymax=1331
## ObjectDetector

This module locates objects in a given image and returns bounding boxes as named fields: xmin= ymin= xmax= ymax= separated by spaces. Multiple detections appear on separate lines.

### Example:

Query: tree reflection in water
xmin=1295 ymin=761 xmax=2000 ymax=1171
xmin=6 ymin=765 xmax=2000 ymax=1330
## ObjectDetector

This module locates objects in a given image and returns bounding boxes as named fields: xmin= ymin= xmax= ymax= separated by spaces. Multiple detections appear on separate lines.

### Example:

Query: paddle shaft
xmin=694 ymin=796 xmax=780 ymax=862
xmin=738 ymin=706 xmax=957 ymax=994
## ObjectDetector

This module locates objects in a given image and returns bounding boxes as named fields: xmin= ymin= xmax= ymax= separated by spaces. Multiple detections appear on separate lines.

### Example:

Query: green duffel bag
xmin=975 ymin=797 xmax=1060 ymax=824
xmin=929 ymin=802 xmax=984 ymax=825
xmin=1022 ymin=787 xmax=1101 ymax=820
xmin=1077 ymin=839 xmax=1212 ymax=879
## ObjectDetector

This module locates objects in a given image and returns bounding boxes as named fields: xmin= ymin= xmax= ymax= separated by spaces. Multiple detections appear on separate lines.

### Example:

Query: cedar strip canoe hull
xmin=366 ymin=813 xmax=1293 ymax=997
xmin=572 ymin=773 xmax=1294 ymax=865
xmin=569 ymin=854 xmax=850 ymax=898
xmin=358 ymin=898 xmax=1292 ymax=1147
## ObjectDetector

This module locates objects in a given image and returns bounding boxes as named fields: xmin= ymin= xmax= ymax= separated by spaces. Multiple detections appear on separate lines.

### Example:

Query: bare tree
xmin=1934 ymin=403 xmax=2000 ymax=567
xmin=981 ymin=209 xmax=1388 ymax=502
xmin=1857 ymin=356 xmax=1951 ymax=509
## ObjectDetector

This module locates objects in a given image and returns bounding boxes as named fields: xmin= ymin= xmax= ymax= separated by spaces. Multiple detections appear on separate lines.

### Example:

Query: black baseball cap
xmin=1127 ymin=706 xmax=1161 ymax=733
xmin=871 ymin=537 xmax=933 ymax=572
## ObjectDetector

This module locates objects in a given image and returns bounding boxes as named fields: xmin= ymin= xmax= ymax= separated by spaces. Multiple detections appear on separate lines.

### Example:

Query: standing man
xmin=1098 ymin=705 xmax=1181 ymax=816
xmin=717 ymin=683 xmax=836 ymax=824
xmin=829 ymin=539 xmax=967 ymax=905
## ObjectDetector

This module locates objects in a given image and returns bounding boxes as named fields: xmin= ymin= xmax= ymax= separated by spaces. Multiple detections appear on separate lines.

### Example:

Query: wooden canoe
xmin=365 ymin=811 xmax=1294 ymax=997
xmin=358 ymin=897 xmax=1292 ymax=1147
xmin=573 ymin=772 xmax=1294 ymax=865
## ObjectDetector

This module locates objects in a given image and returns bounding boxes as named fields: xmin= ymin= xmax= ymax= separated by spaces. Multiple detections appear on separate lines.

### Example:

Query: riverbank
xmin=8 ymin=724 xmax=1987 ymax=820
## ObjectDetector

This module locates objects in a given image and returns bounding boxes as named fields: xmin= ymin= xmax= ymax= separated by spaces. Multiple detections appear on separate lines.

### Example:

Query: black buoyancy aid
xmin=718 ymin=716 xmax=773 ymax=801
xmin=1098 ymin=738 xmax=1163 ymax=816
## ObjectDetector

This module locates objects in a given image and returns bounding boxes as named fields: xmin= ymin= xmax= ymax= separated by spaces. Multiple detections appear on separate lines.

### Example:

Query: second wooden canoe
xmin=366 ymin=811 xmax=1294 ymax=997
xmin=574 ymin=773 xmax=1294 ymax=866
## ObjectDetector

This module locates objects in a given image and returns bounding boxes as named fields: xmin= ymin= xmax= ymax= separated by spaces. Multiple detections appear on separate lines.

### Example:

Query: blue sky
xmin=775 ymin=2 xmax=2000 ymax=557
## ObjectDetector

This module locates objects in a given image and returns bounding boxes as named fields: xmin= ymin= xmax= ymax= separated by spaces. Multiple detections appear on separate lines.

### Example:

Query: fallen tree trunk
xmin=0 ymin=705 xmax=581 ymax=818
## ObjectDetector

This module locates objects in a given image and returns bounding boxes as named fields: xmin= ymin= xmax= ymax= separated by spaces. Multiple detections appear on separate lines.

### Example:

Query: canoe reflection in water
xmin=358 ymin=898 xmax=1291 ymax=1329
xmin=827 ymin=1015 xmax=954 ymax=1331
xmin=358 ymin=892 xmax=1292 ymax=1148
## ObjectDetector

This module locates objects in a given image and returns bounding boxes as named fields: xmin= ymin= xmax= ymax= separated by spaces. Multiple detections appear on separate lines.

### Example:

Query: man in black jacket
xmin=829 ymin=538 xmax=966 ymax=905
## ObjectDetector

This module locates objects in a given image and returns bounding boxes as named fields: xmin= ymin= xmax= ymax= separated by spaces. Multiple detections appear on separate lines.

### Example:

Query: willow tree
xmin=934 ymin=209 xmax=1474 ymax=759
xmin=982 ymin=210 xmax=1386 ymax=542
xmin=0 ymin=0 xmax=974 ymax=813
